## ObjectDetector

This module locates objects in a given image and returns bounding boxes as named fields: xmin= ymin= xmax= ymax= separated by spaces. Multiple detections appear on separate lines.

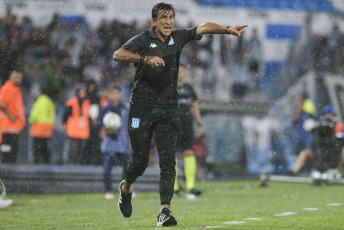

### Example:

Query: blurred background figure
xmin=174 ymin=64 xmax=203 ymax=199
xmin=28 ymin=85 xmax=56 ymax=164
xmin=97 ymin=85 xmax=130 ymax=200
xmin=292 ymin=105 xmax=344 ymax=176
xmin=0 ymin=71 xmax=26 ymax=163
xmin=246 ymin=28 xmax=262 ymax=91
xmin=81 ymin=79 xmax=103 ymax=165
xmin=63 ymin=83 xmax=90 ymax=164
xmin=291 ymin=93 xmax=317 ymax=157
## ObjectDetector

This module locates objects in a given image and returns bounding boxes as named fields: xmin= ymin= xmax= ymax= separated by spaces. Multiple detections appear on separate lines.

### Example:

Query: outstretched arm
xmin=196 ymin=22 xmax=248 ymax=37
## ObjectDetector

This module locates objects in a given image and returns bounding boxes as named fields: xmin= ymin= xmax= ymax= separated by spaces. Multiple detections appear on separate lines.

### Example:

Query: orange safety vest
xmin=0 ymin=81 xmax=26 ymax=134
xmin=30 ymin=123 xmax=54 ymax=138
xmin=64 ymin=97 xmax=90 ymax=139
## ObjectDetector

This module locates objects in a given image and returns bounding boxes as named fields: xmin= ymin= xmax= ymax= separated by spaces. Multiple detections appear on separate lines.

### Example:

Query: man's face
xmin=108 ymin=89 xmax=122 ymax=104
xmin=152 ymin=10 xmax=175 ymax=39
xmin=324 ymin=113 xmax=334 ymax=120
xmin=78 ymin=88 xmax=87 ymax=99
xmin=11 ymin=72 xmax=23 ymax=86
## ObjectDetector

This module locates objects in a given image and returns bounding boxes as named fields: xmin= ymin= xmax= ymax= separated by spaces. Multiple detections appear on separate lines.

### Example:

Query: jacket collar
xmin=149 ymin=26 xmax=172 ymax=43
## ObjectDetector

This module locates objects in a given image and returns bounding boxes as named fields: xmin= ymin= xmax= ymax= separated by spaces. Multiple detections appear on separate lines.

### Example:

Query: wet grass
xmin=1 ymin=179 xmax=343 ymax=229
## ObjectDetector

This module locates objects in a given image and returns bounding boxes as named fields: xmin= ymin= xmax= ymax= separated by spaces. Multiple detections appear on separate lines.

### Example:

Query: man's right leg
xmin=337 ymin=147 xmax=344 ymax=171
xmin=68 ymin=139 xmax=80 ymax=164
xmin=118 ymin=104 xmax=153 ymax=217
xmin=293 ymin=149 xmax=313 ymax=174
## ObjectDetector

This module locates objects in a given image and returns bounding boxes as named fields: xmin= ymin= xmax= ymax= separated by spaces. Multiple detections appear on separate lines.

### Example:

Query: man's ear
xmin=151 ymin=18 xmax=157 ymax=27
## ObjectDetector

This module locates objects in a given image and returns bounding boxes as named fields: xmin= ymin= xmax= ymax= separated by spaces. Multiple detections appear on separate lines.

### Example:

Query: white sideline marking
xmin=274 ymin=212 xmax=297 ymax=216
xmin=327 ymin=203 xmax=342 ymax=206
xmin=204 ymin=226 xmax=224 ymax=229
xmin=304 ymin=208 xmax=319 ymax=211
xmin=246 ymin=217 xmax=263 ymax=220
xmin=223 ymin=221 xmax=245 ymax=224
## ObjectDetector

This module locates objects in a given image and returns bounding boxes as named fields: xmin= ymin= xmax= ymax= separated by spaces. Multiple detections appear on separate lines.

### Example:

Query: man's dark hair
xmin=40 ymin=85 xmax=50 ymax=96
xmin=152 ymin=3 xmax=175 ymax=20
xmin=108 ymin=84 xmax=122 ymax=92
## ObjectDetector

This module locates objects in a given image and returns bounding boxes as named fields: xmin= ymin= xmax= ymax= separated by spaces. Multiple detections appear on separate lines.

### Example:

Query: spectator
xmin=96 ymin=85 xmax=130 ymax=199
xmin=246 ymin=28 xmax=262 ymax=90
xmin=62 ymin=83 xmax=90 ymax=164
xmin=82 ymin=79 xmax=102 ymax=165
xmin=0 ymin=71 xmax=26 ymax=163
xmin=82 ymin=56 xmax=102 ymax=83
xmin=231 ymin=35 xmax=248 ymax=100
xmin=28 ymin=86 xmax=56 ymax=163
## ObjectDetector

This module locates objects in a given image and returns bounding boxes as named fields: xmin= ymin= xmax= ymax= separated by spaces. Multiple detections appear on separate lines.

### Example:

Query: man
xmin=63 ymin=83 xmax=90 ymax=164
xmin=0 ymin=71 xmax=26 ymax=163
xmin=96 ymin=85 xmax=130 ymax=200
xmin=174 ymin=64 xmax=203 ymax=200
xmin=292 ymin=105 xmax=344 ymax=176
xmin=292 ymin=93 xmax=317 ymax=156
xmin=28 ymin=86 xmax=56 ymax=163
xmin=113 ymin=2 xmax=247 ymax=226
xmin=82 ymin=79 xmax=103 ymax=165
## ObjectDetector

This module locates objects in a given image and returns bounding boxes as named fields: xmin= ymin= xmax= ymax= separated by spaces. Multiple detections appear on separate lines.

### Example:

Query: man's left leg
xmin=155 ymin=108 xmax=179 ymax=226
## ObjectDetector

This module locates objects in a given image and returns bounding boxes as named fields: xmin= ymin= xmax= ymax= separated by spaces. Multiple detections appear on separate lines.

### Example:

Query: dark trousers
xmin=68 ymin=138 xmax=87 ymax=164
xmin=103 ymin=152 xmax=131 ymax=192
xmin=126 ymin=103 xmax=180 ymax=205
xmin=81 ymin=129 xmax=102 ymax=165
xmin=33 ymin=138 xmax=50 ymax=163
xmin=0 ymin=134 xmax=19 ymax=163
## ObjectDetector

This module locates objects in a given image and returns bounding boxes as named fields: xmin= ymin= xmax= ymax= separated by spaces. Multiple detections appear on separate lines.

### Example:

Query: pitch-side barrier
xmin=260 ymin=174 xmax=344 ymax=186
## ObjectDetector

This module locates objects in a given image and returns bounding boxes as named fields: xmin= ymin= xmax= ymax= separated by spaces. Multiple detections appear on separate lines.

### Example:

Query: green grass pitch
xmin=1 ymin=179 xmax=343 ymax=229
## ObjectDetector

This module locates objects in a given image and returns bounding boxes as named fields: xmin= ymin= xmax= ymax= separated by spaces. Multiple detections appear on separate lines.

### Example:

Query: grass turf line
xmin=1 ymin=179 xmax=343 ymax=229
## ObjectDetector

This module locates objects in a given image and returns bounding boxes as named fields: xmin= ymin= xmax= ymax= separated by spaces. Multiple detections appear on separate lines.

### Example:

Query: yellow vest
xmin=29 ymin=95 xmax=56 ymax=138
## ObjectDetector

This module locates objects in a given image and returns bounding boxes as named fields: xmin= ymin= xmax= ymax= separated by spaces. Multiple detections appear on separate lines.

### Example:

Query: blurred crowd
xmin=1 ymin=8 xmax=344 ymax=105
xmin=275 ymin=24 xmax=344 ymax=99
xmin=0 ymin=7 xmax=267 ymax=106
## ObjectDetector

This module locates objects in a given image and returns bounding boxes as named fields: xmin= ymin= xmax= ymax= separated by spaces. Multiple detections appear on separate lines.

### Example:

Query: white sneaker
xmin=104 ymin=192 xmax=114 ymax=200
xmin=186 ymin=193 xmax=197 ymax=200
xmin=0 ymin=199 xmax=13 ymax=210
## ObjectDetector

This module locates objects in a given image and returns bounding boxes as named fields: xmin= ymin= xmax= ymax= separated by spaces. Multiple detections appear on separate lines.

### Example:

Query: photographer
xmin=292 ymin=105 xmax=344 ymax=176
